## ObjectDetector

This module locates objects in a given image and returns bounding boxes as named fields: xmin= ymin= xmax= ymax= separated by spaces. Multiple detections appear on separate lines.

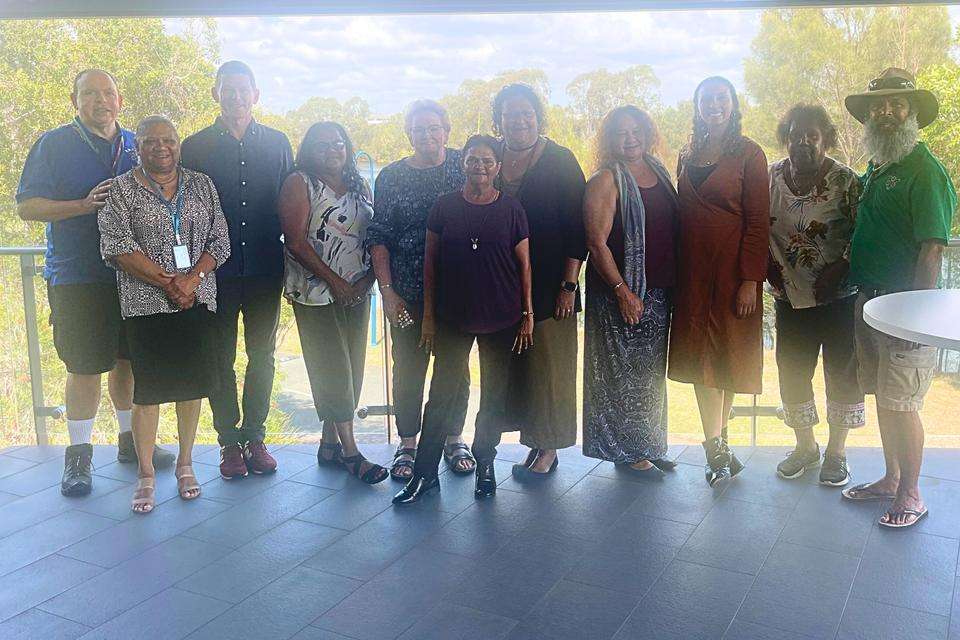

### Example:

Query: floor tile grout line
xmin=719 ymin=481 xmax=796 ymax=639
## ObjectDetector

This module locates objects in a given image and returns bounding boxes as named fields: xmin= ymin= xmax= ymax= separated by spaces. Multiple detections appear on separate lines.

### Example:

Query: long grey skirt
xmin=506 ymin=314 xmax=579 ymax=449
xmin=583 ymin=287 xmax=670 ymax=463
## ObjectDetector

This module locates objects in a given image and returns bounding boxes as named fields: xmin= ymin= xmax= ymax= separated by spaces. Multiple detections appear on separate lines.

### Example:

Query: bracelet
xmin=612 ymin=281 xmax=625 ymax=290
xmin=521 ymin=310 xmax=534 ymax=318
xmin=379 ymin=283 xmax=392 ymax=290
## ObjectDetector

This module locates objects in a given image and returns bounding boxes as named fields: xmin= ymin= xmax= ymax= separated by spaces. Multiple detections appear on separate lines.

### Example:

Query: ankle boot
xmin=703 ymin=436 xmax=741 ymax=487
xmin=475 ymin=461 xmax=496 ymax=499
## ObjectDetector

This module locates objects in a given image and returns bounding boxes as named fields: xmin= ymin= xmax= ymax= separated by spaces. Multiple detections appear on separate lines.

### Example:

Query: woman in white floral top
xmin=767 ymin=104 xmax=865 ymax=487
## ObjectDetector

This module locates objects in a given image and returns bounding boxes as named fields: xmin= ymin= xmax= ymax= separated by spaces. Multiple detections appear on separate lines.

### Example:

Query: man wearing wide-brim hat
xmin=840 ymin=67 xmax=956 ymax=529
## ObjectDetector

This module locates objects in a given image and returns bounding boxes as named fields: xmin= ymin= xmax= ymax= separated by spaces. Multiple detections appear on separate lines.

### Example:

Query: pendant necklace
xmin=467 ymin=194 xmax=496 ymax=251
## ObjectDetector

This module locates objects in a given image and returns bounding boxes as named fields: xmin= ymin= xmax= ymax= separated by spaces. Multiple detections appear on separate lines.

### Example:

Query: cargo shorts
xmin=854 ymin=292 xmax=938 ymax=412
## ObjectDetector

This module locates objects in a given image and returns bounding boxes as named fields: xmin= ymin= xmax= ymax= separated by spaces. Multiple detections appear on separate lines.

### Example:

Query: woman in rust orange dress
xmin=668 ymin=76 xmax=770 ymax=487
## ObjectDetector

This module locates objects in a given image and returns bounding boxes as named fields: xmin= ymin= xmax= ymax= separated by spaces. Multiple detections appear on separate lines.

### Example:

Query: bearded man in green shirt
xmin=840 ymin=68 xmax=956 ymax=529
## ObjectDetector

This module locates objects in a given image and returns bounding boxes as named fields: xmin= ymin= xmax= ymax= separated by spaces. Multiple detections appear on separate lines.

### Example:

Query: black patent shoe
xmin=474 ymin=461 xmax=497 ymax=499
xmin=117 ymin=431 xmax=175 ymax=469
xmin=62 ymin=443 xmax=93 ymax=496
xmin=703 ymin=436 xmax=743 ymax=488
xmin=392 ymin=474 xmax=440 ymax=504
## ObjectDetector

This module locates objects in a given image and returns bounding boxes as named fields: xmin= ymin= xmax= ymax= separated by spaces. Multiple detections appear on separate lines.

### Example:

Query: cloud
xmin=167 ymin=8 xmax=954 ymax=116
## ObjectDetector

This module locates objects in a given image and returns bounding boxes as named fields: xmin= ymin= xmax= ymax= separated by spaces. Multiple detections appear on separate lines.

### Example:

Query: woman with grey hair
xmin=99 ymin=115 xmax=231 ymax=514
xmin=367 ymin=99 xmax=474 ymax=481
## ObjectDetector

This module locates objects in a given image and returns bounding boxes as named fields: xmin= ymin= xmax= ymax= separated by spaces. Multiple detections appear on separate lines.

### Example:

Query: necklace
xmin=465 ymin=193 xmax=498 ymax=251
xmin=505 ymin=137 xmax=541 ymax=170
xmin=142 ymin=167 xmax=179 ymax=186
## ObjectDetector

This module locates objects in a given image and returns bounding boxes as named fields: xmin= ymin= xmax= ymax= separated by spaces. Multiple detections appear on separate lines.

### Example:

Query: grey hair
xmin=135 ymin=115 xmax=178 ymax=140
xmin=404 ymin=99 xmax=451 ymax=134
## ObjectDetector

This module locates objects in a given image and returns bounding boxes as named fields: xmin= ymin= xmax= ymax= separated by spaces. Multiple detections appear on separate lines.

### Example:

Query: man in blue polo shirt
xmin=181 ymin=61 xmax=293 ymax=480
xmin=16 ymin=69 xmax=174 ymax=496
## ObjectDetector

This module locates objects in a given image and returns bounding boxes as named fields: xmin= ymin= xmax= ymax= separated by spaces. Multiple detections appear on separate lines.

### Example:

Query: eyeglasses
xmin=410 ymin=125 xmax=445 ymax=136
xmin=868 ymin=77 xmax=915 ymax=91
xmin=464 ymin=157 xmax=498 ymax=169
xmin=140 ymin=137 xmax=178 ymax=148
xmin=314 ymin=140 xmax=346 ymax=153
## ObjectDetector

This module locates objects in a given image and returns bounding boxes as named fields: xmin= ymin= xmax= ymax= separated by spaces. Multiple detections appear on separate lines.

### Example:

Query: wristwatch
xmin=560 ymin=280 xmax=578 ymax=293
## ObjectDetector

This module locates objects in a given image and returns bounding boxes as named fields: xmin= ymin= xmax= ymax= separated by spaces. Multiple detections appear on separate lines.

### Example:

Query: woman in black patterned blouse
xmin=99 ymin=115 xmax=231 ymax=514
xmin=366 ymin=100 xmax=475 ymax=481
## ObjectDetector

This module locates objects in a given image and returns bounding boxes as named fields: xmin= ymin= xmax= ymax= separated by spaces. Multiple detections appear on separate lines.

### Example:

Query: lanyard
xmin=142 ymin=167 xmax=186 ymax=243
xmin=72 ymin=117 xmax=126 ymax=177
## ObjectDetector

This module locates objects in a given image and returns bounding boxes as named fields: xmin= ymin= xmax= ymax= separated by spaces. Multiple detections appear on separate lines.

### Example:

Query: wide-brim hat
xmin=845 ymin=67 xmax=939 ymax=129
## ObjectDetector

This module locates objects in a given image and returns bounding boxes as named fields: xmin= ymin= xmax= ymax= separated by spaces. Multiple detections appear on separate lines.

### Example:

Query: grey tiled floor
xmin=0 ymin=442 xmax=958 ymax=640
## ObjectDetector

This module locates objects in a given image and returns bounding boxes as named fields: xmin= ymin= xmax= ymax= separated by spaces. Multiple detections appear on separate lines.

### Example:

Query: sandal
xmin=841 ymin=482 xmax=896 ymax=502
xmin=879 ymin=507 xmax=928 ymax=529
xmin=522 ymin=448 xmax=541 ymax=468
xmin=131 ymin=476 xmax=156 ymax=514
xmin=340 ymin=453 xmax=389 ymax=485
xmin=317 ymin=441 xmax=343 ymax=467
xmin=176 ymin=465 xmax=201 ymax=500
xmin=390 ymin=446 xmax=417 ymax=481
xmin=650 ymin=458 xmax=678 ymax=472
xmin=444 ymin=442 xmax=476 ymax=475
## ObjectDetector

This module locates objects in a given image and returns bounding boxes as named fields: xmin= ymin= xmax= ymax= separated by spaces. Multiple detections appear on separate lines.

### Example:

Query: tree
xmin=567 ymin=64 xmax=661 ymax=136
xmin=919 ymin=59 xmax=960 ymax=235
xmin=0 ymin=18 xmax=220 ymax=445
xmin=744 ymin=7 xmax=952 ymax=170
xmin=440 ymin=68 xmax=551 ymax=145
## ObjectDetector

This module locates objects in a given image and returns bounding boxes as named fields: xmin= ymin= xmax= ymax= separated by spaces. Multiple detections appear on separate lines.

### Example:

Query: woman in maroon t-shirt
xmin=393 ymin=135 xmax=533 ymax=504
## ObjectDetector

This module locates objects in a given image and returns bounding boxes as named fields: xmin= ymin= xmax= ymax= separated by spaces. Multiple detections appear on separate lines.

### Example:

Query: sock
xmin=67 ymin=418 xmax=95 ymax=445
xmin=116 ymin=409 xmax=132 ymax=434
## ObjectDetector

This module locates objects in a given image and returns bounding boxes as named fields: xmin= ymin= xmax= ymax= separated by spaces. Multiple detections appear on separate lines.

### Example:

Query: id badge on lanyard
xmin=143 ymin=168 xmax=191 ymax=269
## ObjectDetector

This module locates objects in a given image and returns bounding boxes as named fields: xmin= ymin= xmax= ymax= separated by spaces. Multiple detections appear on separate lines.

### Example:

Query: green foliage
xmin=919 ymin=61 xmax=960 ymax=233
xmin=567 ymin=65 xmax=661 ymax=133
xmin=744 ymin=7 xmax=952 ymax=169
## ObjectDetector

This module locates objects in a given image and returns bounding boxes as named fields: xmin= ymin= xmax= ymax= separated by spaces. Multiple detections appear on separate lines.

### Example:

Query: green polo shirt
xmin=849 ymin=142 xmax=956 ymax=290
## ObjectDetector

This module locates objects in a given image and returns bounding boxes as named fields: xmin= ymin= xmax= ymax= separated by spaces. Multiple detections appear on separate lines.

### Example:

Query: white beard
xmin=863 ymin=114 xmax=919 ymax=165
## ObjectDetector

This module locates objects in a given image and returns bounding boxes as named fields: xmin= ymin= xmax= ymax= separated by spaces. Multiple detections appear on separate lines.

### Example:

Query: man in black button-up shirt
xmin=181 ymin=61 xmax=293 ymax=479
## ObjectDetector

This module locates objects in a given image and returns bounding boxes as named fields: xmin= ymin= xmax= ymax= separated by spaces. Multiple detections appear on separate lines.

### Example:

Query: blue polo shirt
xmin=16 ymin=118 xmax=139 ymax=285
xmin=180 ymin=118 xmax=293 ymax=279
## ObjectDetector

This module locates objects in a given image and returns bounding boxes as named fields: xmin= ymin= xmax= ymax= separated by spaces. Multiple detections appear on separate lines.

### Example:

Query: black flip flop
xmin=444 ymin=442 xmax=476 ymax=475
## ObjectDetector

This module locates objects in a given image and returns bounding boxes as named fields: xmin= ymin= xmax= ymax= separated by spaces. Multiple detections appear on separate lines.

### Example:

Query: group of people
xmin=16 ymin=61 xmax=954 ymax=530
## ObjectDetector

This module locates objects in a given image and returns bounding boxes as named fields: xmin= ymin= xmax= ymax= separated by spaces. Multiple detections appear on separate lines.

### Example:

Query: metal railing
xmin=0 ymin=246 xmax=63 ymax=446
xmin=4 ymin=238 xmax=958 ymax=448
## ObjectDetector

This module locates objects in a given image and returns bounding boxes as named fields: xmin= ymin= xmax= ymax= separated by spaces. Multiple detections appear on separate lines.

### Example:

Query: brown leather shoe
xmin=220 ymin=444 xmax=248 ymax=480
xmin=244 ymin=441 xmax=278 ymax=475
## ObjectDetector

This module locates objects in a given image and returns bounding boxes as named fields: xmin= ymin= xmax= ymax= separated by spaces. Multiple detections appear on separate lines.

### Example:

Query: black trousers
xmin=208 ymin=275 xmax=283 ymax=446
xmin=774 ymin=296 xmax=865 ymax=430
xmin=413 ymin=321 xmax=517 ymax=478
xmin=390 ymin=303 xmax=467 ymax=439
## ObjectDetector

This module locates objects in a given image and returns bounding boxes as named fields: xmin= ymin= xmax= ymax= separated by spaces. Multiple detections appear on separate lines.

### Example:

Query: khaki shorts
xmin=854 ymin=293 xmax=938 ymax=412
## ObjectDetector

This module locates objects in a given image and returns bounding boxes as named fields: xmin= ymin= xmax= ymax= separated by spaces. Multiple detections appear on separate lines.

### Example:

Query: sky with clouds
xmin=170 ymin=7 xmax=960 ymax=117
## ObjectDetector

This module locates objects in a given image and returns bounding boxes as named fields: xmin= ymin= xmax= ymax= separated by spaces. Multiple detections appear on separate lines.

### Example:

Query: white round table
xmin=863 ymin=289 xmax=960 ymax=350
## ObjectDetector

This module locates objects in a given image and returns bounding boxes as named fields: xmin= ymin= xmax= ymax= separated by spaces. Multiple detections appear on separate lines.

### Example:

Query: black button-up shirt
xmin=180 ymin=118 xmax=293 ymax=278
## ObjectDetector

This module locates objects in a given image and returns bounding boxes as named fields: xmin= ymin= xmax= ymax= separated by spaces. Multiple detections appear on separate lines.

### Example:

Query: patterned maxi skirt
xmin=583 ymin=286 xmax=670 ymax=463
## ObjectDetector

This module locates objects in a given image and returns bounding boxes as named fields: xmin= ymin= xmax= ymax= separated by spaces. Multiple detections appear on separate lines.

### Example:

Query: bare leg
xmin=65 ymin=373 xmax=102 ymax=421
xmin=870 ymin=404 xmax=902 ymax=494
xmin=796 ymin=426 xmax=819 ymax=453
xmin=132 ymin=403 xmax=159 ymax=513
xmin=882 ymin=408 xmax=925 ymax=525
xmin=721 ymin=390 xmax=735 ymax=441
xmin=694 ymin=385 xmax=725 ymax=440
xmin=335 ymin=420 xmax=360 ymax=457
xmin=322 ymin=418 xmax=340 ymax=445
xmin=825 ymin=426 xmax=849 ymax=458
xmin=107 ymin=360 xmax=134 ymax=412
xmin=175 ymin=400 xmax=201 ymax=467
